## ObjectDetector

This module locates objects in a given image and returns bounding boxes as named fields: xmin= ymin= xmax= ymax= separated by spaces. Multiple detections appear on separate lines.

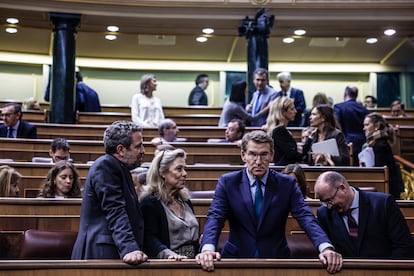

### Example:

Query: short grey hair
xmin=277 ymin=71 xmax=292 ymax=81
xmin=241 ymin=130 xmax=274 ymax=153
xmin=104 ymin=121 xmax=142 ymax=154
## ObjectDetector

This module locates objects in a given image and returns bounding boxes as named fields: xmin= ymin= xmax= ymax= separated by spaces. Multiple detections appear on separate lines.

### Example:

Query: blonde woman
xmin=266 ymin=96 xmax=303 ymax=165
xmin=0 ymin=165 xmax=21 ymax=197
xmin=140 ymin=148 xmax=199 ymax=260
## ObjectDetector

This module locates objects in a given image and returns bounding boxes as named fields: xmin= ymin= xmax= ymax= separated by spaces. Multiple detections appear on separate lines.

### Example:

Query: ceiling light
xmin=282 ymin=37 xmax=295 ymax=44
xmin=294 ymin=29 xmax=306 ymax=36
xmin=107 ymin=25 xmax=119 ymax=32
xmin=196 ymin=36 xmax=208 ymax=43
xmin=6 ymin=18 xmax=19 ymax=24
xmin=366 ymin=38 xmax=378 ymax=44
xmin=202 ymin=28 xmax=214 ymax=34
xmin=5 ymin=27 xmax=18 ymax=34
xmin=384 ymin=29 xmax=396 ymax=36
xmin=105 ymin=34 xmax=117 ymax=41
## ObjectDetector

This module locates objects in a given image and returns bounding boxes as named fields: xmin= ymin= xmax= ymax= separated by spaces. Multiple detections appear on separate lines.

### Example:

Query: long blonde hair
xmin=142 ymin=148 xmax=189 ymax=204
xmin=0 ymin=165 xmax=21 ymax=197
xmin=266 ymin=96 xmax=294 ymax=135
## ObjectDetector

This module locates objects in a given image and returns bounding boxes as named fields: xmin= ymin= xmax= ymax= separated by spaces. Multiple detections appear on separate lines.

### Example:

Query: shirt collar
xmin=246 ymin=168 xmax=269 ymax=187
xmin=349 ymin=186 xmax=359 ymax=209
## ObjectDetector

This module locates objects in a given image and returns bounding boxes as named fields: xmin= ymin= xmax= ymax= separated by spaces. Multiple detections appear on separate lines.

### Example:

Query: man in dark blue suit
xmin=196 ymin=130 xmax=343 ymax=273
xmin=71 ymin=121 xmax=147 ymax=265
xmin=315 ymin=171 xmax=414 ymax=259
xmin=334 ymin=85 xmax=369 ymax=166
xmin=75 ymin=71 xmax=102 ymax=112
xmin=0 ymin=103 xmax=37 ymax=139
xmin=276 ymin=71 xmax=306 ymax=127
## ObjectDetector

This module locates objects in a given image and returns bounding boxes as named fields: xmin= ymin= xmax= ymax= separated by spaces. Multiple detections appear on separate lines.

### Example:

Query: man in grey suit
xmin=71 ymin=121 xmax=148 ymax=265
xmin=246 ymin=68 xmax=277 ymax=127
xmin=196 ymin=130 xmax=342 ymax=273
xmin=315 ymin=171 xmax=414 ymax=259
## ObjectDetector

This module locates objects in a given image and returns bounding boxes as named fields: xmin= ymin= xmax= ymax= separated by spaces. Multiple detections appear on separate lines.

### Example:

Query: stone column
xmin=49 ymin=12 xmax=81 ymax=123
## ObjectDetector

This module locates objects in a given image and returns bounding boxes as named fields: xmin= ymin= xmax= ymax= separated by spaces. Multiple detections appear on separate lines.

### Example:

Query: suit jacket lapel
xmin=257 ymin=171 xmax=278 ymax=229
xmin=240 ymin=170 xmax=257 ymax=225
xmin=356 ymin=192 xmax=370 ymax=251
xmin=332 ymin=211 xmax=358 ymax=253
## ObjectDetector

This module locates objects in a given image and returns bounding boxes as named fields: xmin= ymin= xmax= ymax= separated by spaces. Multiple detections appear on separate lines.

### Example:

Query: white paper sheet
xmin=311 ymin=138 xmax=340 ymax=157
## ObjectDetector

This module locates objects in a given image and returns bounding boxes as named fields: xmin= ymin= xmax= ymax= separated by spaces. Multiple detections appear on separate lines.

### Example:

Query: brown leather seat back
xmin=19 ymin=229 xmax=77 ymax=259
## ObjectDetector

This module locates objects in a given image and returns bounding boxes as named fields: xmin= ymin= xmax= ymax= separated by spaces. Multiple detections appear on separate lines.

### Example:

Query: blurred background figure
xmin=390 ymin=100 xmax=408 ymax=117
xmin=188 ymin=74 xmax=209 ymax=106
xmin=131 ymin=73 xmax=165 ymax=127
xmin=301 ymin=92 xmax=329 ymax=127
xmin=75 ymin=69 xmax=102 ymax=112
xmin=130 ymin=166 xmax=148 ymax=198
xmin=0 ymin=103 xmax=37 ymax=139
xmin=303 ymin=104 xmax=350 ymax=166
xmin=334 ymin=84 xmax=369 ymax=166
xmin=208 ymin=118 xmax=245 ymax=146
xmin=218 ymin=80 xmax=260 ymax=127
xmin=364 ymin=95 xmax=377 ymax=108
xmin=38 ymin=160 xmax=82 ymax=198
xmin=266 ymin=96 xmax=303 ymax=166
xmin=276 ymin=71 xmax=306 ymax=127
xmin=281 ymin=164 xmax=310 ymax=199
xmin=49 ymin=137 xmax=71 ymax=163
xmin=0 ymin=165 xmax=21 ymax=197
xmin=361 ymin=113 xmax=404 ymax=199
xmin=151 ymin=118 xmax=186 ymax=146
xmin=140 ymin=148 xmax=199 ymax=260
xmin=22 ymin=97 xmax=40 ymax=110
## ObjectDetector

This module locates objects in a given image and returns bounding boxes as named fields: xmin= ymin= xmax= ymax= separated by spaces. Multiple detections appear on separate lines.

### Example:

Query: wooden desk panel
xmin=0 ymin=139 xmax=244 ymax=164
xmin=33 ymin=124 xmax=303 ymax=143
xmin=76 ymin=112 xmax=221 ymax=126
xmin=1 ymin=162 xmax=389 ymax=198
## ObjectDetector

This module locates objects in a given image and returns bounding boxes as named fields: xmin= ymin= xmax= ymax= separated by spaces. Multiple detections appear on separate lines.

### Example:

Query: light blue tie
xmin=252 ymin=93 xmax=262 ymax=116
xmin=254 ymin=180 xmax=263 ymax=218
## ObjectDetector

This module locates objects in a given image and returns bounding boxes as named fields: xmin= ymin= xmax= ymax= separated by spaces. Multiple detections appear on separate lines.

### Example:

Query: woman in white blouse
xmin=131 ymin=74 xmax=165 ymax=127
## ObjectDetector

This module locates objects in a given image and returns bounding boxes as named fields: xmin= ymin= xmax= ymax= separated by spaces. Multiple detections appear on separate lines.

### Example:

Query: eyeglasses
xmin=320 ymin=186 xmax=340 ymax=207
xmin=245 ymin=151 xmax=271 ymax=161
xmin=1 ymin=112 xmax=16 ymax=117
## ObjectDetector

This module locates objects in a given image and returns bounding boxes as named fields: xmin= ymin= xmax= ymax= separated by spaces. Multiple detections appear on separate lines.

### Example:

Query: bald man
xmin=315 ymin=171 xmax=414 ymax=259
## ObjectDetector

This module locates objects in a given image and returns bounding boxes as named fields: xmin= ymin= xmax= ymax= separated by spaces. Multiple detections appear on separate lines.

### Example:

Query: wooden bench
xmin=0 ymin=161 xmax=389 ymax=199
xmin=370 ymin=107 xmax=414 ymax=118
xmin=76 ymin=112 xmax=221 ymax=126
xmin=384 ymin=116 xmax=414 ymax=127
xmin=0 ymin=198 xmax=412 ymax=259
xmin=395 ymin=126 xmax=414 ymax=163
xmin=0 ymin=139 xmax=244 ymax=164
xmin=32 ymin=123 xmax=303 ymax=143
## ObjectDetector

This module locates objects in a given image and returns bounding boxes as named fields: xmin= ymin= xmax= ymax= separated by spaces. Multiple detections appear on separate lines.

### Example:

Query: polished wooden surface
xmin=0 ymin=138 xmax=243 ymax=164
xmin=1 ymin=259 xmax=414 ymax=275
xmin=76 ymin=112 xmax=221 ymax=126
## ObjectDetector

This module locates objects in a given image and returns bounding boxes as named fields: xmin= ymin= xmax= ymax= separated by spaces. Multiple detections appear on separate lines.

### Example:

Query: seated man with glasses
xmin=0 ymin=103 xmax=37 ymax=139
xmin=315 ymin=171 xmax=414 ymax=259
xmin=196 ymin=130 xmax=343 ymax=273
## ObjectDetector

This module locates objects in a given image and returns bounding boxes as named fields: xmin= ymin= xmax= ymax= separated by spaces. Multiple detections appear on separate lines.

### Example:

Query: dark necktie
xmin=253 ymin=93 xmax=262 ymax=116
xmin=347 ymin=208 xmax=358 ymax=238
xmin=254 ymin=180 xmax=264 ymax=218
xmin=7 ymin=127 xmax=14 ymax=138
xmin=282 ymin=92 xmax=287 ymax=97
